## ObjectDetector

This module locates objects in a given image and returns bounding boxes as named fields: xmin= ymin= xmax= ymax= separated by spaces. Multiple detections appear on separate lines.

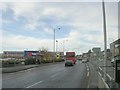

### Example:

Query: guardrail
xmin=98 ymin=66 xmax=116 ymax=89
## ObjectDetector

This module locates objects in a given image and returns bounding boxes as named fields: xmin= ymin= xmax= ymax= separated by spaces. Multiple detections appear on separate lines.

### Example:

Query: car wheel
xmin=71 ymin=63 xmax=73 ymax=66
xmin=65 ymin=64 xmax=67 ymax=67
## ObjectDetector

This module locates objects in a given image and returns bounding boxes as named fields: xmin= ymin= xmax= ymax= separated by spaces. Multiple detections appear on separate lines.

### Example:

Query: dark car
xmin=65 ymin=60 xmax=74 ymax=66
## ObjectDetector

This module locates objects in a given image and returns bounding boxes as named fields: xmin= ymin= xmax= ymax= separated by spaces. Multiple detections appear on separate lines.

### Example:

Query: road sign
xmin=56 ymin=54 xmax=60 ymax=60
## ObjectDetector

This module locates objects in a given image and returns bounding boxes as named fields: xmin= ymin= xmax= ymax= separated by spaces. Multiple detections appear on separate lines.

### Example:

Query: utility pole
xmin=53 ymin=28 xmax=60 ymax=62
xmin=53 ymin=29 xmax=55 ymax=62
xmin=102 ymin=0 xmax=107 ymax=80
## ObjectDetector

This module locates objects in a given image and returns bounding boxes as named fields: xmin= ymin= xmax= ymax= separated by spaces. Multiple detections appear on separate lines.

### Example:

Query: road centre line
xmin=50 ymin=73 xmax=59 ymax=78
xmin=26 ymin=81 xmax=43 ymax=88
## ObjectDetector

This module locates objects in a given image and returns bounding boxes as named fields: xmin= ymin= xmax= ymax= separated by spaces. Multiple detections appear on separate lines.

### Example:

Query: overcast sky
xmin=0 ymin=0 xmax=118 ymax=54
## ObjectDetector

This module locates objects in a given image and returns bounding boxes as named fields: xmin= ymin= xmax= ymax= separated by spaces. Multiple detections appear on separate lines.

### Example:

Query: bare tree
xmin=38 ymin=47 xmax=48 ymax=52
xmin=37 ymin=47 xmax=52 ymax=63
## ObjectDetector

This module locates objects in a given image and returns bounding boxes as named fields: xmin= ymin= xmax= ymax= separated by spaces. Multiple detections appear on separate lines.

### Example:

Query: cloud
xmin=2 ymin=32 xmax=53 ymax=51
xmin=25 ymin=22 xmax=40 ymax=30
xmin=43 ymin=28 xmax=53 ymax=34
xmin=2 ymin=2 xmax=118 ymax=54
xmin=2 ymin=30 xmax=104 ymax=54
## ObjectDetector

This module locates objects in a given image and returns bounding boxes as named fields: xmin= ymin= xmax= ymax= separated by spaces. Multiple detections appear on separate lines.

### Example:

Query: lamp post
xmin=102 ymin=0 xmax=107 ymax=81
xmin=56 ymin=40 xmax=58 ymax=52
xmin=53 ymin=28 xmax=60 ymax=62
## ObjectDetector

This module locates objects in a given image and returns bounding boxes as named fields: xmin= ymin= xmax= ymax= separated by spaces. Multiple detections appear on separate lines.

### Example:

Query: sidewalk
xmin=91 ymin=59 xmax=114 ymax=79
xmin=2 ymin=64 xmax=40 ymax=73
xmin=2 ymin=61 xmax=64 ymax=73
xmin=89 ymin=60 xmax=120 ymax=88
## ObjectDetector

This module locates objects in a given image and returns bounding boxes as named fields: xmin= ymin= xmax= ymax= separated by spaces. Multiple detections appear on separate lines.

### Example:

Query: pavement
xmin=2 ymin=64 xmax=40 ymax=73
xmin=2 ymin=62 xmax=64 ymax=73
xmin=89 ymin=59 xmax=120 ymax=88
xmin=90 ymin=59 xmax=115 ymax=79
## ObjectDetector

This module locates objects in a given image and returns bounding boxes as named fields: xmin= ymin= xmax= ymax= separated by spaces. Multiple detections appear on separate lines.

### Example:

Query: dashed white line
xmin=86 ymin=65 xmax=89 ymax=71
xmin=87 ymin=71 xmax=89 ymax=77
xmin=86 ymin=65 xmax=88 ymax=68
xmin=19 ymin=68 xmax=34 ymax=73
xmin=87 ymin=84 xmax=89 ymax=88
xmin=86 ymin=64 xmax=90 ymax=77
xmin=87 ymin=68 xmax=89 ymax=71
xmin=26 ymin=81 xmax=43 ymax=88
xmin=50 ymin=73 xmax=58 ymax=78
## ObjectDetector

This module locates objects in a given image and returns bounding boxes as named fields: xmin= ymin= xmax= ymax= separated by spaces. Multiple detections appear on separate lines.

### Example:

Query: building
xmin=0 ymin=53 xmax=3 ymax=61
xmin=0 ymin=53 xmax=2 ymax=58
xmin=3 ymin=51 xmax=24 ymax=59
xmin=110 ymin=39 xmax=120 ymax=60
xmin=92 ymin=48 xmax=101 ymax=53
xmin=24 ymin=51 xmax=39 ymax=59
xmin=102 ymin=49 xmax=112 ymax=61
xmin=92 ymin=47 xmax=101 ymax=60
xmin=2 ymin=50 xmax=64 ymax=62
xmin=76 ymin=55 xmax=82 ymax=60
xmin=82 ymin=53 xmax=89 ymax=60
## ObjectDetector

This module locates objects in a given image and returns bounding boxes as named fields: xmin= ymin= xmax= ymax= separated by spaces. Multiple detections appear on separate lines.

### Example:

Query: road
xmin=2 ymin=60 xmax=98 ymax=89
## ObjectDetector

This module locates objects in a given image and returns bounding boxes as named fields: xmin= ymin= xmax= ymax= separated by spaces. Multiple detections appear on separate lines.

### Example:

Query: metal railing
xmin=98 ymin=66 xmax=116 ymax=89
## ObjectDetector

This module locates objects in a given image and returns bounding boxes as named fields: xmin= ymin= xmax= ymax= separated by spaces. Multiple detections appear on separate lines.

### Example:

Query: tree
xmin=37 ymin=47 xmax=51 ymax=63
xmin=88 ymin=49 xmax=92 ymax=53
xmin=38 ymin=47 xmax=48 ymax=52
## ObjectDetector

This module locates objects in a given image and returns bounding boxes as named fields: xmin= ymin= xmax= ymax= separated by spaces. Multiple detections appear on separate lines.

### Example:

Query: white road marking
xmin=87 ymin=68 xmax=89 ymax=71
xmin=26 ymin=68 xmax=34 ymax=71
xmin=26 ymin=81 xmax=43 ymax=88
xmin=87 ymin=64 xmax=91 ymax=88
xmin=19 ymin=68 xmax=34 ymax=73
xmin=88 ymin=84 xmax=89 ymax=88
xmin=86 ymin=64 xmax=90 ymax=77
xmin=50 ymin=73 xmax=59 ymax=78
xmin=19 ymin=70 xmax=24 ymax=72
xmin=86 ymin=65 xmax=89 ymax=71
xmin=87 ymin=71 xmax=89 ymax=77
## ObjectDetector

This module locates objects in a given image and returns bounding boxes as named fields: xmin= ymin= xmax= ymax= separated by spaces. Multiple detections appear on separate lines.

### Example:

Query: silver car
xmin=82 ymin=59 xmax=87 ymax=63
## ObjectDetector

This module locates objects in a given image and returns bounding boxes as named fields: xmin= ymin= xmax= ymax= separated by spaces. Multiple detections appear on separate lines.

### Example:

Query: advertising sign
xmin=24 ymin=51 xmax=38 ymax=58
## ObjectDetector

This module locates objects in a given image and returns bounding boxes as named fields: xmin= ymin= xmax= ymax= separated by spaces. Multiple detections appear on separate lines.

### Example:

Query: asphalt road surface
xmin=2 ymin=60 xmax=97 ymax=89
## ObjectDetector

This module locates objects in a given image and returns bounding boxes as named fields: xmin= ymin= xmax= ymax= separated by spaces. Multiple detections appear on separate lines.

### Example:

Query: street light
xmin=56 ymin=40 xmax=58 ymax=52
xmin=102 ymin=0 xmax=107 ymax=81
xmin=53 ymin=28 xmax=60 ymax=62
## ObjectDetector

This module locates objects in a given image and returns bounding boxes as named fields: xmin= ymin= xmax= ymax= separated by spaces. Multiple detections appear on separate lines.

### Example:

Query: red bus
xmin=65 ymin=52 xmax=76 ymax=66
